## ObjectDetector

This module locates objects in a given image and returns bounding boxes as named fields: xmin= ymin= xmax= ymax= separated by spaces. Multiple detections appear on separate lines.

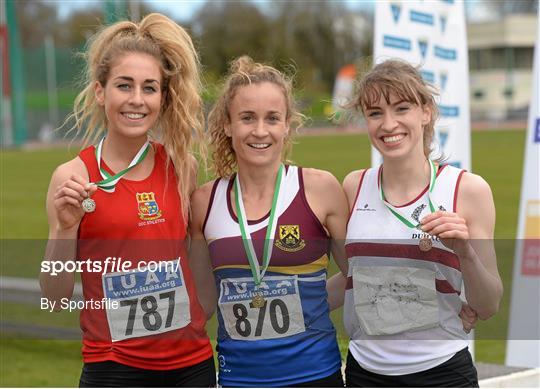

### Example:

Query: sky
xmin=51 ymin=0 xmax=495 ymax=23
xmin=54 ymin=0 xmax=205 ymax=21
xmin=53 ymin=0 xmax=379 ymax=21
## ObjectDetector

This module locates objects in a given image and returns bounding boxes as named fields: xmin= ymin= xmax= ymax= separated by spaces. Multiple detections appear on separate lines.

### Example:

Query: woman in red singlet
xmin=40 ymin=13 xmax=214 ymax=387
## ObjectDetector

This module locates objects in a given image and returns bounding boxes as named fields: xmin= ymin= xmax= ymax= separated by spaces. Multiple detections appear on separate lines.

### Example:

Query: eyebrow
xmin=365 ymin=99 xmax=408 ymax=110
xmin=237 ymin=110 xmax=282 ymax=115
xmin=113 ymin=76 xmax=160 ymax=84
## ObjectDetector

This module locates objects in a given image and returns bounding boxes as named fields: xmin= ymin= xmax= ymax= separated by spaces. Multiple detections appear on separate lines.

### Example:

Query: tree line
xmin=16 ymin=0 xmax=372 ymax=95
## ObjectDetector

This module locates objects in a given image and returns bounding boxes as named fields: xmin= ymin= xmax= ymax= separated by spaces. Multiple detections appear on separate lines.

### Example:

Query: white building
xmin=468 ymin=14 xmax=537 ymax=120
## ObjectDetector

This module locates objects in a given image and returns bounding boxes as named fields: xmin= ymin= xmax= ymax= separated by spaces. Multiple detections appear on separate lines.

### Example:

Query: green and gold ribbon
xmin=234 ymin=164 xmax=285 ymax=287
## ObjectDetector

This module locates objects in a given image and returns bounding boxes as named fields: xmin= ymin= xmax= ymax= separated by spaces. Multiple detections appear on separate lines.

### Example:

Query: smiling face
xmin=226 ymin=82 xmax=289 ymax=170
xmin=95 ymin=52 xmax=163 ymax=141
xmin=363 ymin=91 xmax=431 ymax=161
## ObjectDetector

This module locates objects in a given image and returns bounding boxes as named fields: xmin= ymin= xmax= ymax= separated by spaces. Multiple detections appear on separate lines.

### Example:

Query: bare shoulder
xmin=50 ymin=157 xmax=88 ymax=185
xmin=343 ymin=169 xmax=365 ymax=191
xmin=458 ymin=172 xmax=493 ymax=204
xmin=343 ymin=169 xmax=366 ymax=203
xmin=190 ymin=179 xmax=218 ymax=228
xmin=302 ymin=167 xmax=341 ymax=192
xmin=456 ymin=172 xmax=495 ymax=219
xmin=192 ymin=180 xmax=216 ymax=206
xmin=302 ymin=168 xmax=347 ymax=222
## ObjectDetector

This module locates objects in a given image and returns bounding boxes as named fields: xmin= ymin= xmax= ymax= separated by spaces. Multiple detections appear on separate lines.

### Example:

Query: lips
xmin=248 ymin=143 xmax=271 ymax=149
xmin=122 ymin=112 xmax=146 ymax=120
xmin=382 ymin=134 xmax=405 ymax=144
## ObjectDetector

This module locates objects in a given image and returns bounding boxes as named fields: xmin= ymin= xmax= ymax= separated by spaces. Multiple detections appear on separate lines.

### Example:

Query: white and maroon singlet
xmin=345 ymin=164 xmax=469 ymax=375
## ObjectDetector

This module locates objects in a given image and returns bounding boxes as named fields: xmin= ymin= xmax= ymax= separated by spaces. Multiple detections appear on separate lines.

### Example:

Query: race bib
xmin=352 ymin=265 xmax=439 ymax=335
xmin=102 ymin=260 xmax=191 ymax=342
xmin=218 ymin=276 xmax=306 ymax=341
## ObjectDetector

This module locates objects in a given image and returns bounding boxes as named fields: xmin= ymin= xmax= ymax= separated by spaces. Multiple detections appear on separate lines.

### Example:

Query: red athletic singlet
xmin=77 ymin=143 xmax=212 ymax=370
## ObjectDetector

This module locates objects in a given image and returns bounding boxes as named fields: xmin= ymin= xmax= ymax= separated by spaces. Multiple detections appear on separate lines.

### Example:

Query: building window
xmin=514 ymin=47 xmax=534 ymax=69
xmin=503 ymin=87 xmax=514 ymax=98
xmin=469 ymin=47 xmax=534 ymax=70
xmin=473 ymin=90 xmax=485 ymax=99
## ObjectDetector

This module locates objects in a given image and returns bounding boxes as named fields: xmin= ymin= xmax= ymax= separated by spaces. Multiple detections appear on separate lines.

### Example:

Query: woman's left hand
xmin=459 ymin=302 xmax=478 ymax=333
xmin=420 ymin=211 xmax=472 ymax=257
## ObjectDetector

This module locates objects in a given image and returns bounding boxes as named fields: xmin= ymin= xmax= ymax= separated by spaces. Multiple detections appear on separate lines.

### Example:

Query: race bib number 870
xmin=102 ymin=260 xmax=191 ymax=342
xmin=219 ymin=276 xmax=305 ymax=341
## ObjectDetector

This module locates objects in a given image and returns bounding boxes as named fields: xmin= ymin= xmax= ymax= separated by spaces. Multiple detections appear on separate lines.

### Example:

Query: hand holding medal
xmin=420 ymin=210 xmax=472 ymax=257
xmin=82 ymin=137 xmax=150 ymax=213
xmin=54 ymin=137 xmax=150 ymax=232
xmin=53 ymin=174 xmax=98 ymax=230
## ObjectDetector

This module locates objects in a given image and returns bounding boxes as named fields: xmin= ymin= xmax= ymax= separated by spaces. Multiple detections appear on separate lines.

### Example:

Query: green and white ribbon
xmin=93 ymin=137 xmax=150 ymax=193
xmin=378 ymin=159 xmax=438 ymax=229
xmin=234 ymin=164 xmax=285 ymax=287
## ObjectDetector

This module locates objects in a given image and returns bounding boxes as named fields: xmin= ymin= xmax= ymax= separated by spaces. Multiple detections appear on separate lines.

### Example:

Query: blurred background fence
xmin=23 ymin=45 xmax=82 ymax=141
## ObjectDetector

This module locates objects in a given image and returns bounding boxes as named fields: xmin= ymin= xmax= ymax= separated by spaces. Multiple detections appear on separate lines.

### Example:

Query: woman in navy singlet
xmin=40 ymin=13 xmax=214 ymax=387
xmin=341 ymin=59 xmax=503 ymax=387
xmin=189 ymin=56 xmax=349 ymax=387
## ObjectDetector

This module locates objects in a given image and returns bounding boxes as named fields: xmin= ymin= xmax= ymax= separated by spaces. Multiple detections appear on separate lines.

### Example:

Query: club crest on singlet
xmin=275 ymin=224 xmax=306 ymax=252
xmin=136 ymin=192 xmax=162 ymax=220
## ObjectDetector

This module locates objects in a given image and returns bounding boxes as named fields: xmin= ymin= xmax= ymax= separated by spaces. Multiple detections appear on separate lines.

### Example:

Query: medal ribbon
xmin=93 ymin=137 xmax=150 ymax=193
xmin=378 ymin=159 xmax=438 ymax=229
xmin=234 ymin=164 xmax=285 ymax=287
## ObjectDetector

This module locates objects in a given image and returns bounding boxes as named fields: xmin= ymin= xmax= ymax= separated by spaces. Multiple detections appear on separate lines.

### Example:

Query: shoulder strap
xmin=78 ymin=145 xmax=101 ymax=182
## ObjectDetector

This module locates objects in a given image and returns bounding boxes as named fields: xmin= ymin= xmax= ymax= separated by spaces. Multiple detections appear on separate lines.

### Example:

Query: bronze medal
xmin=419 ymin=236 xmax=432 ymax=252
xmin=251 ymin=293 xmax=266 ymax=308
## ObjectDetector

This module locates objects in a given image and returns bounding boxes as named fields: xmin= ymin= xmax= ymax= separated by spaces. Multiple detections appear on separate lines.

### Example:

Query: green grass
xmin=0 ymin=130 xmax=526 ymax=385
xmin=1 ymin=301 xmax=79 ymax=329
xmin=0 ymin=338 xmax=82 ymax=387
xmin=26 ymin=90 xmax=80 ymax=110
xmin=1 ymin=148 xmax=78 ymax=239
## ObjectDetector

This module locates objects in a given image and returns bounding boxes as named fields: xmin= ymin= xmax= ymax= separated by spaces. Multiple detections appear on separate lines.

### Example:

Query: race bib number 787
xmin=102 ymin=260 xmax=191 ymax=342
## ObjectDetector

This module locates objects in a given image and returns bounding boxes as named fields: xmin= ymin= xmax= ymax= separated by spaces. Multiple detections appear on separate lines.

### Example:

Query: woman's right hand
xmin=53 ymin=174 xmax=97 ymax=231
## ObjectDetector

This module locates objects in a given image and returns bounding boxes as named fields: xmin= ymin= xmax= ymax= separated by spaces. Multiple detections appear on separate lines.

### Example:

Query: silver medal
xmin=82 ymin=197 xmax=96 ymax=213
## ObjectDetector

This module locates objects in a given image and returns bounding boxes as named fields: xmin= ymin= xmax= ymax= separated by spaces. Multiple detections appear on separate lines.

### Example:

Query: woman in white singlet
xmin=342 ymin=59 xmax=503 ymax=387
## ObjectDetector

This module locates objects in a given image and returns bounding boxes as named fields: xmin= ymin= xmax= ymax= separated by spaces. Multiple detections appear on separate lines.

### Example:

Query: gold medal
xmin=419 ymin=236 xmax=432 ymax=252
xmin=82 ymin=197 xmax=96 ymax=213
xmin=251 ymin=293 xmax=266 ymax=308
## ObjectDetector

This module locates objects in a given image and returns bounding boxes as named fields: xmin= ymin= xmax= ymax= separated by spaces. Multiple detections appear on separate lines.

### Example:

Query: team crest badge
xmin=275 ymin=225 xmax=306 ymax=252
xmin=136 ymin=192 xmax=162 ymax=220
